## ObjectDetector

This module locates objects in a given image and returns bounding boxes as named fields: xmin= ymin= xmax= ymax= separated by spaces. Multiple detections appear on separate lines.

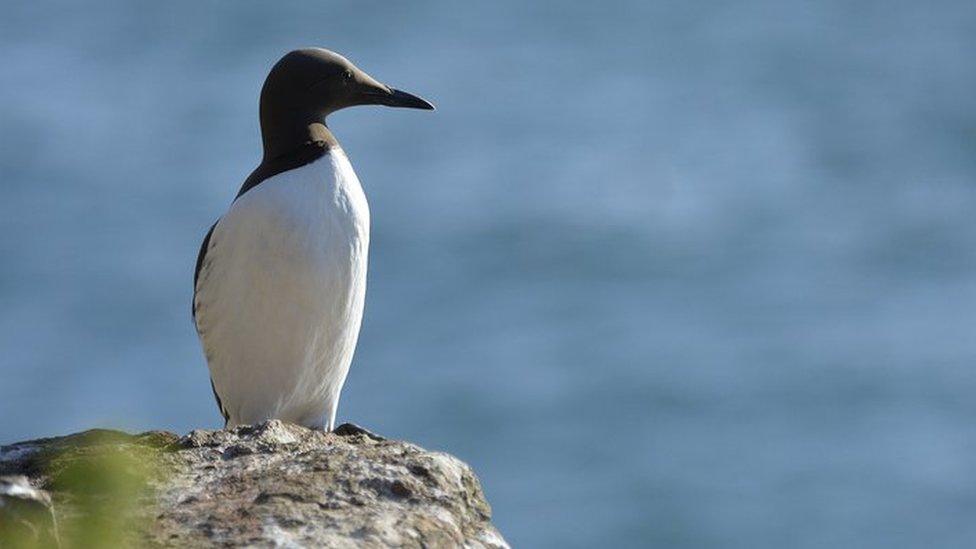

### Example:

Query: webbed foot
xmin=333 ymin=423 xmax=385 ymax=441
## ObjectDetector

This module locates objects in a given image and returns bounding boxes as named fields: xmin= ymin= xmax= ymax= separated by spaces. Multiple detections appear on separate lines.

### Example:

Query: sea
xmin=2 ymin=1 xmax=976 ymax=546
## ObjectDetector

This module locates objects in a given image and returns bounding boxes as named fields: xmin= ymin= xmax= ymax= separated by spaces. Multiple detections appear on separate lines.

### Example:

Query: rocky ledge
xmin=0 ymin=421 xmax=507 ymax=548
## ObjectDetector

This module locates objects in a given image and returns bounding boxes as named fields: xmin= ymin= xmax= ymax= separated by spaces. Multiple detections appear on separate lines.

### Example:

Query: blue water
xmin=3 ymin=1 xmax=976 ymax=546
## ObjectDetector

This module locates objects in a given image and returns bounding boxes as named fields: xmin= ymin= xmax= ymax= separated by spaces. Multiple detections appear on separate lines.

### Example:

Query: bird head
xmin=261 ymin=48 xmax=435 ymax=119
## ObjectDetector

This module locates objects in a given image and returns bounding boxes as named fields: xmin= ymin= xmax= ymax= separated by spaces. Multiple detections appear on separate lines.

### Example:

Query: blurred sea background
xmin=2 ymin=1 xmax=976 ymax=547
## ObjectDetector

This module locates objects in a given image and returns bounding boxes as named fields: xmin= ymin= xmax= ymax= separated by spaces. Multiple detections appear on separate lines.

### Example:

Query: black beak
xmin=361 ymin=87 xmax=435 ymax=110
xmin=386 ymin=88 xmax=435 ymax=110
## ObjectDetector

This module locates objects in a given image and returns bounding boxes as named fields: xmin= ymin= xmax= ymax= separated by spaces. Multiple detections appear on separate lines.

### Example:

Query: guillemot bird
xmin=193 ymin=48 xmax=433 ymax=430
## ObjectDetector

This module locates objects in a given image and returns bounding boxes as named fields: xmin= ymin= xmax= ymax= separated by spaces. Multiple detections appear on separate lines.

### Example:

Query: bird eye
xmin=343 ymin=70 xmax=353 ymax=82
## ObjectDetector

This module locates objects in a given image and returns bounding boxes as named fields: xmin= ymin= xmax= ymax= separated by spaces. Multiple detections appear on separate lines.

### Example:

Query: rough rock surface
xmin=0 ymin=421 xmax=508 ymax=548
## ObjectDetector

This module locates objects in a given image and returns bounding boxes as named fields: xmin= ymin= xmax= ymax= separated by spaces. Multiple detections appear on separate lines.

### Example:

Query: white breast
xmin=194 ymin=150 xmax=369 ymax=430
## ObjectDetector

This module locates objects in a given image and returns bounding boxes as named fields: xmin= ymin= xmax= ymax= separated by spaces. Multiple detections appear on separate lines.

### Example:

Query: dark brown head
xmin=258 ymin=48 xmax=434 ymax=159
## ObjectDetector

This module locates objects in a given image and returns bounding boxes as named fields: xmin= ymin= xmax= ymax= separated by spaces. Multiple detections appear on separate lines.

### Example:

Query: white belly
xmin=194 ymin=150 xmax=369 ymax=429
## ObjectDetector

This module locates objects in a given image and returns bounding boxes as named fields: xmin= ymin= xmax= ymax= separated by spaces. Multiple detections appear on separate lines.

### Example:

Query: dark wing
xmin=192 ymin=222 xmax=229 ymax=425
xmin=210 ymin=378 xmax=228 ymax=426
xmin=192 ymin=222 xmax=217 ymax=319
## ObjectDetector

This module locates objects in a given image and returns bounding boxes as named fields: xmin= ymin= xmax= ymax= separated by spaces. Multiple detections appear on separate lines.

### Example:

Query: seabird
xmin=193 ymin=48 xmax=433 ymax=430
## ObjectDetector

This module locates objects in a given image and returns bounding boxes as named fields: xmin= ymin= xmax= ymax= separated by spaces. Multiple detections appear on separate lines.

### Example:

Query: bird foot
xmin=332 ymin=422 xmax=385 ymax=441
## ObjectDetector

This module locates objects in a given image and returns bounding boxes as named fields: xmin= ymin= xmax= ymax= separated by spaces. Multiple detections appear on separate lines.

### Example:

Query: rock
xmin=0 ymin=421 xmax=508 ymax=548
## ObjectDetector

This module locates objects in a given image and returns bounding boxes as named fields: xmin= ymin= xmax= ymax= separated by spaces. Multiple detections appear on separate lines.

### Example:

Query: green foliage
xmin=1 ymin=432 xmax=170 ymax=549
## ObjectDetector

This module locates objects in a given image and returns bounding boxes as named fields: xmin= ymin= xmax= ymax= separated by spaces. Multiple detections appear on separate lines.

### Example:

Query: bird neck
xmin=260 ymin=108 xmax=338 ymax=161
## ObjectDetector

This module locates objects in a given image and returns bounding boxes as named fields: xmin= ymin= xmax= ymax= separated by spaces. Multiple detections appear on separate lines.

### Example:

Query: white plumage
xmin=193 ymin=149 xmax=369 ymax=430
